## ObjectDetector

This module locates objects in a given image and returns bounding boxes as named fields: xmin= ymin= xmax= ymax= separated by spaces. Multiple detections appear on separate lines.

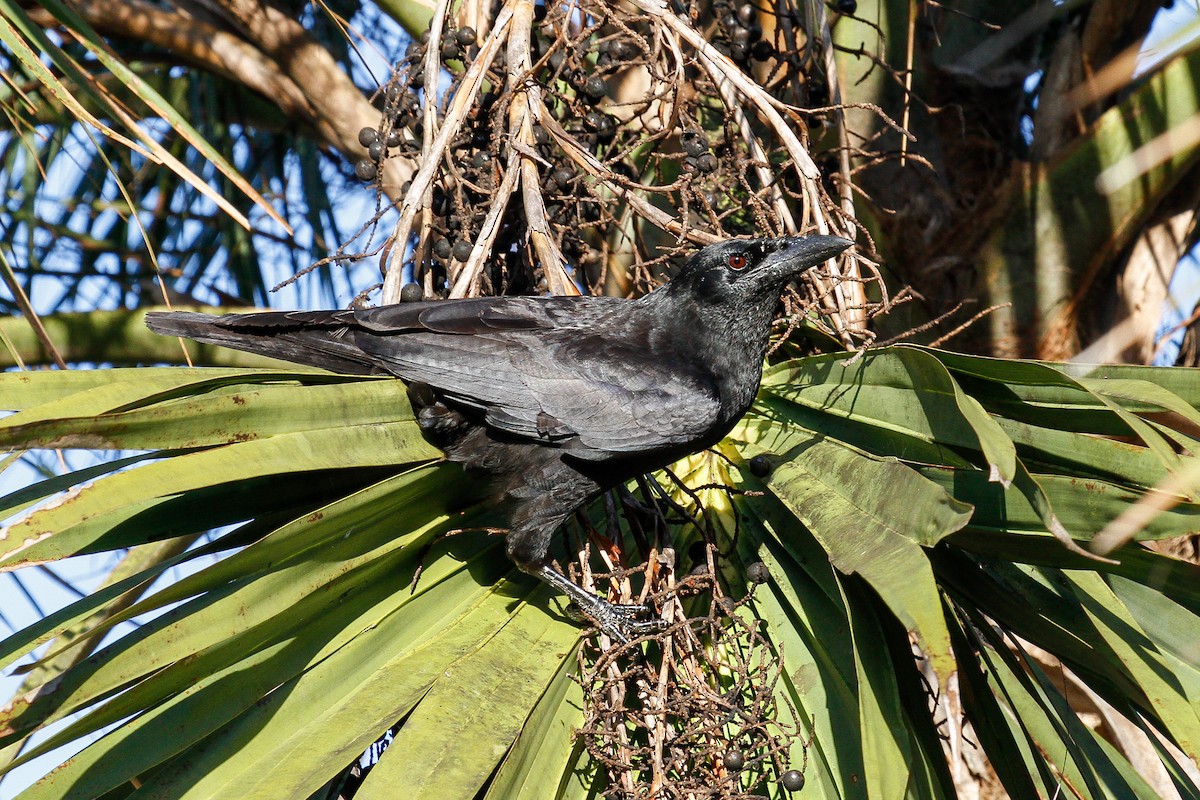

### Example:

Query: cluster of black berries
xmin=353 ymin=27 xmax=484 ymax=185
xmin=347 ymin=0 xmax=852 ymax=297
xmin=723 ymin=747 xmax=806 ymax=793
xmin=353 ymin=126 xmax=402 ymax=183
xmin=712 ymin=0 xmax=772 ymax=64
xmin=680 ymin=129 xmax=718 ymax=175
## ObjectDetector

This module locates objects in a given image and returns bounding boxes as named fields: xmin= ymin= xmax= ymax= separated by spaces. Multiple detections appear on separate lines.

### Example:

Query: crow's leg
xmin=496 ymin=450 xmax=668 ymax=644
xmin=506 ymin=507 xmax=667 ymax=644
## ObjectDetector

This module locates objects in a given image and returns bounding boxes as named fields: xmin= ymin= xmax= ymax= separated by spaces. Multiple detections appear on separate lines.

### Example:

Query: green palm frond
xmin=2 ymin=341 xmax=1197 ymax=798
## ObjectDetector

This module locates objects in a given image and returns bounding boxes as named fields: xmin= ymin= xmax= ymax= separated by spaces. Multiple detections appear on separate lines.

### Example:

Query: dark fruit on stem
xmin=781 ymin=770 xmax=805 ymax=791
xmin=751 ymin=40 xmax=774 ymax=61
xmin=354 ymin=160 xmax=377 ymax=181
xmin=583 ymin=75 xmax=608 ymax=98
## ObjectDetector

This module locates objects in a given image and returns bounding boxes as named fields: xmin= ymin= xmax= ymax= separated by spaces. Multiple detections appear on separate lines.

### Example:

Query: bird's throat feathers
xmin=640 ymin=288 xmax=775 ymax=419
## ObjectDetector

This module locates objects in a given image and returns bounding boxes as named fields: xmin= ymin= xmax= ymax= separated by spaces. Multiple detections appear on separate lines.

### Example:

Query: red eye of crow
xmin=727 ymin=254 xmax=748 ymax=270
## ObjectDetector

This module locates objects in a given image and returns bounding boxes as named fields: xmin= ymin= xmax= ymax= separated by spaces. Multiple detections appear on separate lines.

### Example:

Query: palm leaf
xmin=2 ymin=347 xmax=1199 ymax=798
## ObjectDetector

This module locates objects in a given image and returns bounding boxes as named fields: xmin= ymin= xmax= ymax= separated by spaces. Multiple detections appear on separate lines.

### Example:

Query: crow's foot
xmin=537 ymin=564 xmax=668 ymax=645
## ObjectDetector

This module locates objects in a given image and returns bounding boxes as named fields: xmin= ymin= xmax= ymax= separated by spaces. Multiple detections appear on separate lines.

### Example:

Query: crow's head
xmin=666 ymin=235 xmax=853 ymax=305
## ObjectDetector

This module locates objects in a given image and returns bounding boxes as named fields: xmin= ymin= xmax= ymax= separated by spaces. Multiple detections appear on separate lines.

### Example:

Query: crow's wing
xmin=514 ymin=336 xmax=723 ymax=459
xmin=345 ymin=300 xmax=723 ymax=459
xmin=149 ymin=297 xmax=723 ymax=460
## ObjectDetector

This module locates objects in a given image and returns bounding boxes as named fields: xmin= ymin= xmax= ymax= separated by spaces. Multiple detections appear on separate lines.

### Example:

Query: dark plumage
xmin=146 ymin=234 xmax=852 ymax=641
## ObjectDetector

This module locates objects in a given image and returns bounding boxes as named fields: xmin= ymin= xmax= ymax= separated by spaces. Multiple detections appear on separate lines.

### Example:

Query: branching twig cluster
xmin=560 ymin=468 xmax=808 ymax=799
xmin=342 ymin=0 xmax=902 ymax=350
xmin=576 ymin=551 xmax=806 ymax=799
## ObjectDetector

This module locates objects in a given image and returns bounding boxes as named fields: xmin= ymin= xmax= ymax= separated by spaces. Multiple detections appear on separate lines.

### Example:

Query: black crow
xmin=146 ymin=234 xmax=853 ymax=642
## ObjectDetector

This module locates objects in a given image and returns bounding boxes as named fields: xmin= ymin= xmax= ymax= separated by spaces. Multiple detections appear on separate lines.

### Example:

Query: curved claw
xmin=607 ymin=602 xmax=658 ymax=621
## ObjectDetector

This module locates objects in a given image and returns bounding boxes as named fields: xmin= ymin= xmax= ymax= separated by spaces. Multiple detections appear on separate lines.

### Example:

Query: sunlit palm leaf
xmin=2 ymin=345 xmax=1197 ymax=798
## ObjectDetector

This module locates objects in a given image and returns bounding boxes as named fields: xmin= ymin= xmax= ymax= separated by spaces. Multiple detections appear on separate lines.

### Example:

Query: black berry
xmin=354 ymin=160 xmax=377 ymax=181
xmin=400 ymin=283 xmax=424 ymax=302
xmin=781 ymin=770 xmax=805 ymax=791
xmin=583 ymin=75 xmax=607 ymax=98
xmin=358 ymin=127 xmax=378 ymax=147
xmin=808 ymin=78 xmax=829 ymax=105
xmin=723 ymin=749 xmax=746 ymax=770
xmin=607 ymin=38 xmax=634 ymax=59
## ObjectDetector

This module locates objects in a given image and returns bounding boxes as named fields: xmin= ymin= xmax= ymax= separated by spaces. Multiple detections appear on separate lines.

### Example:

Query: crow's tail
xmin=145 ymin=310 xmax=382 ymax=375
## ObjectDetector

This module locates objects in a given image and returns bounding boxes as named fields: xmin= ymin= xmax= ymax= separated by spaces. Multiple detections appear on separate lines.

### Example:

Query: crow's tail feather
xmin=145 ymin=311 xmax=381 ymax=375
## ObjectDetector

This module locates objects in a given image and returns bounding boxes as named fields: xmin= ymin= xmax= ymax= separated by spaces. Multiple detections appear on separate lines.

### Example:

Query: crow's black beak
xmin=753 ymin=234 xmax=853 ymax=288
xmin=774 ymin=234 xmax=854 ymax=267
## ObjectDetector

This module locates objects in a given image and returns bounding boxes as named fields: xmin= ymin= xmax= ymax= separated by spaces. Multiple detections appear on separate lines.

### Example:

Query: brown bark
xmin=35 ymin=0 xmax=412 ymax=192
xmin=212 ymin=0 xmax=411 ymax=190
xmin=42 ymin=0 xmax=313 ymax=122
